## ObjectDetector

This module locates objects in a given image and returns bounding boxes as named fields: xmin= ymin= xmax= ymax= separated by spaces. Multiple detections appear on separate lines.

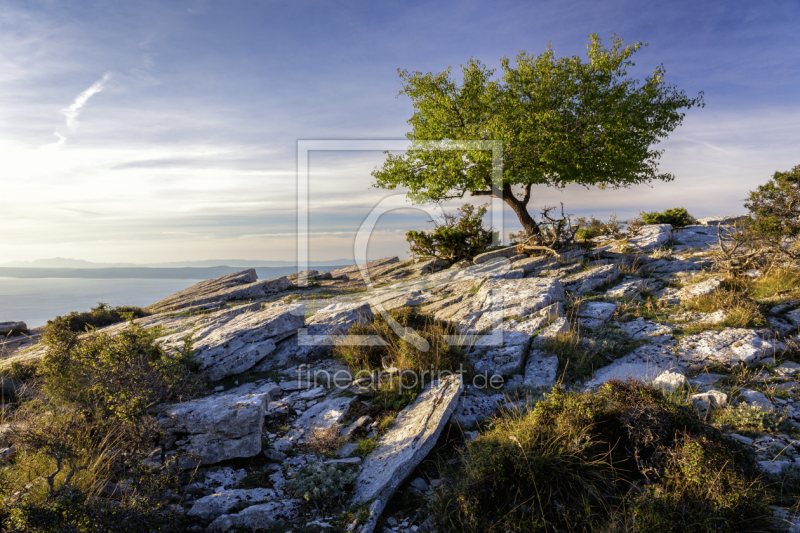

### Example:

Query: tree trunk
xmin=503 ymin=186 xmax=541 ymax=237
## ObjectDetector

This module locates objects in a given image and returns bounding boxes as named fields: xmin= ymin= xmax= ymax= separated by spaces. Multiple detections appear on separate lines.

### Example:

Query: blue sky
xmin=1 ymin=0 xmax=799 ymax=263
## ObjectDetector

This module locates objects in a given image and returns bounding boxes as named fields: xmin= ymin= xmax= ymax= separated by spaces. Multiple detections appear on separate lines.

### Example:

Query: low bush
xmin=434 ymin=381 xmax=773 ymax=532
xmin=406 ymin=203 xmax=495 ymax=262
xmin=45 ymin=303 xmax=150 ymax=334
xmin=286 ymin=462 xmax=358 ymax=506
xmin=640 ymin=207 xmax=696 ymax=228
xmin=574 ymin=214 xmax=623 ymax=241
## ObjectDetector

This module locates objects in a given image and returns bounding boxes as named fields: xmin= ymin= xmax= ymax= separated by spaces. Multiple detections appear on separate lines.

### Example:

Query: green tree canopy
xmin=372 ymin=34 xmax=704 ymax=237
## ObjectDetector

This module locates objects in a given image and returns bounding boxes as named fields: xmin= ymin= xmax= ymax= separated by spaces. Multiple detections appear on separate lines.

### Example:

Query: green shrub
xmin=574 ymin=214 xmax=623 ymax=241
xmin=711 ymin=402 xmax=786 ymax=433
xmin=640 ymin=207 xmax=696 ymax=228
xmin=286 ymin=461 xmax=358 ymax=506
xmin=406 ymin=204 xmax=495 ymax=262
xmin=745 ymin=163 xmax=800 ymax=244
xmin=42 ymin=321 xmax=200 ymax=430
xmin=45 ymin=303 xmax=150 ymax=334
xmin=434 ymin=381 xmax=772 ymax=532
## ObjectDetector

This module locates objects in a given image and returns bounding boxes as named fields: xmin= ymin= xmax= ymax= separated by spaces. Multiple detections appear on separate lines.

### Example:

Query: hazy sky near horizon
xmin=1 ymin=0 xmax=799 ymax=264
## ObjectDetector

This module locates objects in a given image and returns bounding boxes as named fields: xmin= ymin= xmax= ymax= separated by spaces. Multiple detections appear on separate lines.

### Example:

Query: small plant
xmin=573 ymin=213 xmax=623 ymax=241
xmin=711 ymin=402 xmax=785 ymax=432
xmin=353 ymin=437 xmax=379 ymax=457
xmin=640 ymin=207 xmax=697 ymax=228
xmin=286 ymin=461 xmax=358 ymax=506
xmin=44 ymin=303 xmax=150 ymax=334
xmin=304 ymin=424 xmax=344 ymax=455
xmin=406 ymin=203 xmax=495 ymax=262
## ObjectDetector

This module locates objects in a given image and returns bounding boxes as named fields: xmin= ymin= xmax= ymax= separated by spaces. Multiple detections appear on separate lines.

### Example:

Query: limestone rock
xmin=468 ymin=330 xmax=532 ymax=377
xmin=473 ymin=246 xmax=520 ymax=265
xmin=523 ymin=349 xmax=559 ymax=388
xmin=697 ymin=215 xmax=747 ymax=226
xmin=203 ymin=467 xmax=248 ymax=492
xmin=466 ymin=277 xmax=564 ymax=332
xmin=676 ymin=276 xmax=723 ymax=301
xmin=351 ymin=376 xmax=463 ymax=531
xmin=586 ymin=343 xmax=680 ymax=389
xmin=627 ymin=224 xmax=672 ymax=252
xmin=148 ymin=269 xmax=291 ymax=312
xmin=678 ymin=328 xmax=782 ymax=367
xmin=156 ymin=381 xmax=277 ymax=465
xmin=740 ymin=389 xmax=774 ymax=411
xmin=328 ymin=257 xmax=400 ymax=281
xmin=618 ymin=318 xmax=673 ymax=339
xmin=191 ymin=302 xmax=304 ymax=381
xmin=0 ymin=322 xmax=27 ymax=335
xmin=606 ymin=278 xmax=660 ymax=299
xmin=531 ymin=317 xmax=570 ymax=348
xmin=690 ymin=390 xmax=727 ymax=419
xmin=207 ymin=500 xmax=301 ymax=532
xmin=562 ymin=265 xmax=621 ymax=294
xmin=283 ymin=394 xmax=355 ymax=445
xmin=577 ymin=302 xmax=617 ymax=329
xmin=671 ymin=225 xmax=721 ymax=250
xmin=452 ymin=386 xmax=503 ymax=429
xmin=652 ymin=370 xmax=687 ymax=392
xmin=188 ymin=488 xmax=277 ymax=521
xmin=775 ymin=361 xmax=800 ymax=376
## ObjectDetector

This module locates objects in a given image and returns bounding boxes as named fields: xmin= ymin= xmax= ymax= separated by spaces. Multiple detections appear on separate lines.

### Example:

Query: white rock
xmin=627 ymin=224 xmax=672 ymax=252
xmin=0 ymin=322 xmax=27 ymax=335
xmin=606 ymin=279 xmax=656 ymax=298
xmin=523 ymin=350 xmax=559 ymax=388
xmin=192 ymin=302 xmax=305 ymax=381
xmin=207 ymin=500 xmax=301 ymax=532
xmin=758 ymin=460 xmax=793 ymax=475
xmin=652 ymin=370 xmax=687 ymax=392
xmin=690 ymin=390 xmax=728 ymax=419
xmin=577 ymin=302 xmax=617 ymax=329
xmin=473 ymin=246 xmax=520 ymax=265
xmin=697 ymin=215 xmax=747 ymax=226
xmin=156 ymin=381 xmax=277 ymax=464
xmin=452 ymin=387 xmax=503 ymax=430
xmin=678 ymin=328 xmax=782 ymax=367
xmin=775 ymin=361 xmax=800 ymax=376
xmin=562 ymin=264 xmax=621 ymax=294
xmin=675 ymin=276 xmax=724 ymax=301
xmin=465 ymin=277 xmax=564 ymax=333
xmin=188 ymin=488 xmax=277 ymax=521
xmin=204 ymin=468 xmax=248 ymax=492
xmin=740 ymin=389 xmax=774 ymax=411
xmin=531 ymin=317 xmax=570 ymax=348
xmin=618 ymin=318 xmax=673 ymax=339
xmin=351 ymin=376 xmax=464 ymax=532
xmin=586 ymin=343 xmax=680 ymax=388
xmin=283 ymin=394 xmax=355 ymax=444
xmin=671 ymin=225 xmax=721 ymax=249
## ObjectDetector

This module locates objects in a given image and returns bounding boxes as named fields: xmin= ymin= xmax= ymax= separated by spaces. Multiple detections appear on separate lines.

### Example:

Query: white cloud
xmin=60 ymin=72 xmax=112 ymax=133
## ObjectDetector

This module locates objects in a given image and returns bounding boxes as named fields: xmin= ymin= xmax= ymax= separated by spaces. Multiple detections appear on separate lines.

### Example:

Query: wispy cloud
xmin=60 ymin=72 xmax=112 ymax=133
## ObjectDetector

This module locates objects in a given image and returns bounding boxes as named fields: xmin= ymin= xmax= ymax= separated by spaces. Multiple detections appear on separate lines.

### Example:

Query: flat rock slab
xmin=606 ymin=278 xmax=660 ymax=299
xmin=646 ymin=258 xmax=701 ymax=276
xmin=676 ymin=276 xmax=723 ymax=301
xmin=328 ymin=257 xmax=400 ymax=282
xmin=473 ymin=246 xmax=520 ymax=265
xmin=468 ymin=329 xmax=533 ymax=377
xmin=452 ymin=386 xmax=504 ymax=430
xmin=351 ymin=376 xmax=464 ymax=532
xmin=586 ymin=343 xmax=680 ymax=389
xmin=578 ymin=302 xmax=617 ymax=329
xmin=523 ymin=349 xmax=559 ymax=388
xmin=464 ymin=277 xmax=564 ymax=332
xmin=156 ymin=381 xmax=277 ymax=465
xmin=283 ymin=394 xmax=355 ymax=444
xmin=192 ymin=302 xmax=305 ymax=381
xmin=562 ymin=265 xmax=621 ymax=294
xmin=148 ymin=269 xmax=292 ymax=312
xmin=697 ymin=215 xmax=747 ymax=226
xmin=628 ymin=224 xmax=672 ymax=252
xmin=618 ymin=318 xmax=674 ymax=339
xmin=207 ymin=500 xmax=301 ymax=533
xmin=678 ymin=328 xmax=783 ymax=367
xmin=531 ymin=317 xmax=570 ymax=348
xmin=671 ymin=225 xmax=721 ymax=250
xmin=188 ymin=488 xmax=277 ymax=521
xmin=740 ymin=389 xmax=774 ymax=411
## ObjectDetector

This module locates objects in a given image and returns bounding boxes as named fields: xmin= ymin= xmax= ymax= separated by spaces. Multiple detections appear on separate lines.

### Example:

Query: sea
xmin=0 ymin=278 xmax=205 ymax=328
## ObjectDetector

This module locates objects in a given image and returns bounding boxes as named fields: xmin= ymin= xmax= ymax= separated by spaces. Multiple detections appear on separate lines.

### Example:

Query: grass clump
xmin=711 ymin=403 xmax=788 ymax=434
xmin=333 ymin=307 xmax=470 ymax=381
xmin=434 ymin=381 xmax=774 ymax=533
xmin=45 ymin=302 xmax=150 ymax=334
xmin=286 ymin=461 xmax=358 ymax=506
xmin=682 ymin=288 xmax=767 ymax=328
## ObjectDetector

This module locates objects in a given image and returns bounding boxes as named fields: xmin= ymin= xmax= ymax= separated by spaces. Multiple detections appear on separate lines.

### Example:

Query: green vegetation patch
xmin=45 ymin=302 xmax=150 ymax=334
xmin=640 ymin=207 xmax=697 ymax=228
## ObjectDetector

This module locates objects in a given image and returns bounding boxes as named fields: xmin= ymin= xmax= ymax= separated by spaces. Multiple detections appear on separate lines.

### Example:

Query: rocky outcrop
xmin=147 ymin=269 xmax=292 ymax=312
xmin=472 ymin=246 xmax=520 ymax=265
xmin=0 ymin=322 xmax=28 ymax=335
xmin=328 ymin=257 xmax=400 ymax=281
xmin=678 ymin=328 xmax=782 ymax=367
xmin=351 ymin=376 xmax=464 ymax=533
xmin=562 ymin=264 xmax=620 ymax=294
xmin=156 ymin=381 xmax=278 ymax=465
xmin=207 ymin=500 xmax=301 ymax=533
xmin=697 ymin=215 xmax=747 ymax=226
xmin=627 ymin=224 xmax=672 ymax=252
xmin=189 ymin=302 xmax=305 ymax=381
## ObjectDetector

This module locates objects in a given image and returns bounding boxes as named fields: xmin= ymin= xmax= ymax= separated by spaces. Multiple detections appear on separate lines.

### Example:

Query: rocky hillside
xmin=3 ymin=217 xmax=800 ymax=532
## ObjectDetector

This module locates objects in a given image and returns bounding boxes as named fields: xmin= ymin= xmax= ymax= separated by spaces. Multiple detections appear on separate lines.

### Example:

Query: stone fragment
xmin=207 ymin=500 xmax=301 ymax=532
xmin=740 ymin=389 xmax=774 ymax=411
xmin=562 ymin=264 xmax=621 ymax=294
xmin=452 ymin=387 xmax=503 ymax=430
xmin=287 ymin=270 xmax=319 ymax=282
xmin=523 ymin=349 xmax=559 ymax=388
xmin=468 ymin=329 xmax=532 ymax=377
xmin=728 ymin=433 xmax=755 ymax=445
xmin=351 ymin=376 xmax=463 ymax=532
xmin=472 ymin=246 xmax=520 ymax=265
xmin=618 ymin=318 xmax=673 ymax=339
xmin=283 ymin=394 xmax=355 ymax=445
xmin=675 ymin=276 xmax=723 ymax=301
xmin=342 ymin=415 xmax=373 ymax=440
xmin=775 ymin=361 xmax=800 ymax=376
xmin=690 ymin=390 xmax=727 ymax=419
xmin=652 ymin=370 xmax=687 ymax=392
xmin=678 ymin=328 xmax=782 ymax=367
xmin=577 ymin=302 xmax=617 ymax=329
xmin=586 ymin=343 xmax=680 ymax=389
xmin=156 ymin=381 xmax=276 ymax=465
xmin=203 ymin=467 xmax=248 ymax=492
xmin=627 ymin=224 xmax=672 ymax=252
xmin=188 ymin=488 xmax=277 ymax=521
xmin=785 ymin=308 xmax=800 ymax=328
xmin=606 ymin=278 xmax=659 ymax=299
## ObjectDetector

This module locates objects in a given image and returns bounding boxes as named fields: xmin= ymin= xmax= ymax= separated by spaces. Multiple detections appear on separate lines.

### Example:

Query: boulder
xmin=627 ymin=224 xmax=672 ymax=252
xmin=472 ymin=246 xmax=520 ymax=265
xmin=562 ymin=265 xmax=621 ymax=294
xmin=652 ymin=370 xmax=687 ymax=392
xmin=191 ymin=302 xmax=305 ymax=381
xmin=351 ymin=376 xmax=464 ymax=533
xmin=0 ymin=322 xmax=27 ymax=335
xmin=156 ymin=381 xmax=278 ymax=465
xmin=287 ymin=269 xmax=319 ymax=282
xmin=586 ymin=343 xmax=680 ymax=389
xmin=690 ymin=390 xmax=727 ymax=420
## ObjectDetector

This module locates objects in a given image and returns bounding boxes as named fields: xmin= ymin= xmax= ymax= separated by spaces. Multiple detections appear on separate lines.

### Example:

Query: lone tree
xmin=372 ymin=35 xmax=704 ymax=239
